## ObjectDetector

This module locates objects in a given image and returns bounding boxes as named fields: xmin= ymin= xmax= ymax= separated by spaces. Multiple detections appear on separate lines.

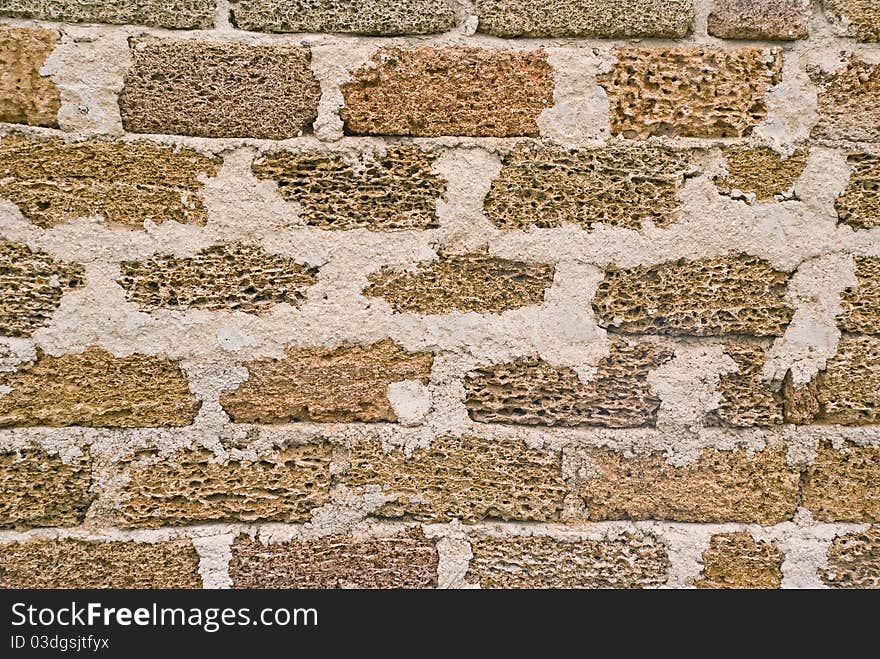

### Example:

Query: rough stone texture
xmin=835 ymin=155 xmax=880 ymax=230
xmin=0 ymin=134 xmax=220 ymax=229
xmin=839 ymin=258 xmax=880 ymax=333
xmin=0 ymin=449 xmax=91 ymax=530
xmin=232 ymin=0 xmax=456 ymax=35
xmin=708 ymin=0 xmax=810 ymax=40
xmin=804 ymin=336 xmax=880 ymax=425
xmin=0 ymin=27 xmax=60 ymax=128
xmin=600 ymin=48 xmax=783 ymax=139
xmin=464 ymin=341 xmax=674 ymax=429
xmin=483 ymin=143 xmax=697 ymax=231
xmin=230 ymin=529 xmax=438 ymax=589
xmin=802 ymin=441 xmax=880 ymax=522
xmin=592 ymin=255 xmax=794 ymax=337
xmin=119 ymin=445 xmax=332 ymax=527
xmin=221 ymin=340 xmax=433 ymax=423
xmin=822 ymin=528 xmax=880 ymax=589
xmin=252 ymin=146 xmax=444 ymax=231
xmin=714 ymin=146 xmax=808 ymax=201
xmin=363 ymin=253 xmax=555 ymax=314
xmin=0 ymin=241 xmax=84 ymax=337
xmin=475 ymin=0 xmax=694 ymax=38
xmin=118 ymin=244 xmax=317 ymax=315
xmin=571 ymin=446 xmax=799 ymax=523
xmin=695 ymin=532 xmax=784 ymax=589
xmin=0 ymin=540 xmax=202 ymax=589
xmin=0 ymin=348 xmax=200 ymax=428
xmin=0 ymin=0 xmax=215 ymax=29
xmin=782 ymin=371 xmax=821 ymax=424
xmin=812 ymin=58 xmax=880 ymax=143
xmin=466 ymin=534 xmax=670 ymax=589
xmin=119 ymin=39 xmax=321 ymax=140
xmin=825 ymin=0 xmax=880 ymax=42
xmin=340 ymin=47 xmax=554 ymax=137
xmin=707 ymin=344 xmax=783 ymax=428
xmin=343 ymin=436 xmax=566 ymax=522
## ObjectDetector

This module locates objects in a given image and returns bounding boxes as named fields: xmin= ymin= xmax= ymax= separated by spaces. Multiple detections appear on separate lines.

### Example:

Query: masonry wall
xmin=0 ymin=0 xmax=878 ymax=589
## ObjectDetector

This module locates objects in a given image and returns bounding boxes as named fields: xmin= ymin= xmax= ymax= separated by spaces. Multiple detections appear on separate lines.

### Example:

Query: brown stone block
xmin=221 ymin=340 xmax=433 ymax=424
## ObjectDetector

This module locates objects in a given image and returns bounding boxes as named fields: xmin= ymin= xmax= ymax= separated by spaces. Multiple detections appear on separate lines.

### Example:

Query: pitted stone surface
xmin=0 ymin=348 xmax=200 ymax=428
xmin=343 ymin=436 xmax=566 ymax=522
xmin=340 ymin=47 xmax=554 ymax=137
xmin=0 ymin=27 xmax=60 ymax=128
xmin=475 ymin=0 xmax=694 ymax=38
xmin=364 ymin=253 xmax=555 ymax=314
xmin=221 ymin=340 xmax=433 ymax=423
xmin=230 ymin=529 xmax=438 ymax=589
xmin=0 ymin=242 xmax=84 ymax=337
xmin=0 ymin=540 xmax=203 ymax=588
xmin=118 ymin=244 xmax=317 ymax=315
xmin=483 ymin=143 xmax=697 ymax=231
xmin=695 ymin=532 xmax=784 ymax=589
xmin=600 ymin=48 xmax=783 ymax=139
xmin=232 ymin=0 xmax=456 ymax=35
xmin=592 ymin=255 xmax=794 ymax=337
xmin=464 ymin=341 xmax=674 ymax=428
xmin=252 ymin=146 xmax=444 ymax=231
xmin=0 ymin=134 xmax=220 ymax=229
xmin=119 ymin=445 xmax=332 ymax=527
xmin=0 ymin=449 xmax=91 ymax=530
xmin=120 ymin=39 xmax=320 ymax=140
xmin=466 ymin=533 xmax=670 ymax=589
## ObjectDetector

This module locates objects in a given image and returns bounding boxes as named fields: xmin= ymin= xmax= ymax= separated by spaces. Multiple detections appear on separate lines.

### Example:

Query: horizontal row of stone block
xmin=0 ymin=1 xmax=876 ymax=42
xmin=2 ymin=438 xmax=879 ymax=529
xmin=0 ymin=526 xmax=876 ymax=588
xmin=3 ymin=28 xmax=880 ymax=140
xmin=1 ymin=135 xmax=878 ymax=233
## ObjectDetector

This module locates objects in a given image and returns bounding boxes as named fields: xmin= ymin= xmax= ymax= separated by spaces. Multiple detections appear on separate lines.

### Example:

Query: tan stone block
xmin=835 ymin=155 xmax=880 ymax=230
xmin=343 ymin=436 xmax=566 ymax=522
xmin=340 ymin=47 xmax=554 ymax=137
xmin=464 ymin=341 xmax=674 ymax=428
xmin=0 ymin=27 xmax=60 ymax=128
xmin=695 ymin=532 xmax=783 ymax=589
xmin=708 ymin=344 xmax=783 ymax=428
xmin=251 ymin=146 xmax=445 ymax=231
xmin=570 ymin=446 xmax=799 ymax=523
xmin=118 ymin=445 xmax=332 ymax=527
xmin=803 ymin=441 xmax=880 ymax=521
xmin=0 ymin=540 xmax=202 ymax=588
xmin=812 ymin=57 xmax=880 ymax=142
xmin=811 ymin=336 xmax=880 ymax=425
xmin=600 ymin=48 xmax=782 ymax=138
xmin=118 ymin=244 xmax=317 ymax=315
xmin=708 ymin=0 xmax=810 ymax=40
xmin=0 ymin=348 xmax=200 ymax=428
xmin=592 ymin=255 xmax=794 ymax=337
xmin=822 ymin=527 xmax=880 ymax=589
xmin=119 ymin=39 xmax=320 ymax=139
xmin=221 ymin=340 xmax=433 ymax=423
xmin=483 ymin=143 xmax=697 ymax=231
xmin=714 ymin=146 xmax=808 ymax=200
xmin=466 ymin=533 xmax=670 ymax=588
xmin=0 ymin=449 xmax=91 ymax=529
xmin=230 ymin=529 xmax=438 ymax=588
xmin=0 ymin=134 xmax=220 ymax=229
xmin=233 ymin=0 xmax=456 ymax=34
xmin=476 ymin=0 xmax=694 ymax=38
xmin=0 ymin=241 xmax=84 ymax=337
xmin=825 ymin=0 xmax=880 ymax=42
xmin=0 ymin=0 xmax=215 ymax=28
xmin=364 ymin=253 xmax=555 ymax=314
